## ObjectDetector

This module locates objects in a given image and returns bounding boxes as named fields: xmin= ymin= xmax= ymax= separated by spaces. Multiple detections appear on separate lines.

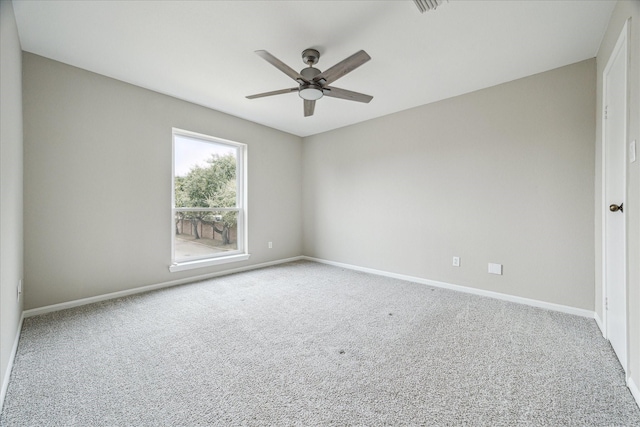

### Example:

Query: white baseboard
xmin=24 ymin=256 xmax=304 ymax=318
xmin=0 ymin=312 xmax=24 ymax=414
xmin=23 ymin=254 xmax=595 ymax=320
xmin=594 ymin=312 xmax=605 ymax=336
xmin=629 ymin=377 xmax=640 ymax=410
xmin=303 ymin=256 xmax=595 ymax=319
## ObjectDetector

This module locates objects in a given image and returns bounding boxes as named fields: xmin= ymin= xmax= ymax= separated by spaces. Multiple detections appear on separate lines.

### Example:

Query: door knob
xmin=609 ymin=203 xmax=623 ymax=213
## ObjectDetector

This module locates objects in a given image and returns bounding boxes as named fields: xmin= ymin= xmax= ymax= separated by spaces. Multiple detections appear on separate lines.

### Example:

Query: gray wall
xmin=23 ymin=53 xmax=303 ymax=309
xmin=303 ymin=59 xmax=596 ymax=310
xmin=0 ymin=0 xmax=24 ymax=404
xmin=595 ymin=0 xmax=640 ymax=397
xmin=13 ymin=3 xmax=634 ymax=407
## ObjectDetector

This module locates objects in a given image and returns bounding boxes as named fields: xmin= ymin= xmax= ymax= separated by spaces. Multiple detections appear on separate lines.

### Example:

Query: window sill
xmin=169 ymin=253 xmax=251 ymax=272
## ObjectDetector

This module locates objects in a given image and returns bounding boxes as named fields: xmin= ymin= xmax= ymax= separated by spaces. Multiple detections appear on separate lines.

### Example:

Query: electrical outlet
xmin=452 ymin=256 xmax=460 ymax=267
xmin=268 ymin=241 xmax=273 ymax=249
xmin=488 ymin=263 xmax=503 ymax=275
xmin=17 ymin=279 xmax=22 ymax=300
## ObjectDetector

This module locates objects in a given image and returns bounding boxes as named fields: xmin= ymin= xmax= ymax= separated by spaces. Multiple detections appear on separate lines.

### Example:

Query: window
xmin=170 ymin=129 xmax=248 ymax=272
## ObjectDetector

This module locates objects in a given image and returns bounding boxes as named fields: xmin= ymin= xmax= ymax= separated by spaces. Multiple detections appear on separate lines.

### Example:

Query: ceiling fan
xmin=246 ymin=48 xmax=373 ymax=117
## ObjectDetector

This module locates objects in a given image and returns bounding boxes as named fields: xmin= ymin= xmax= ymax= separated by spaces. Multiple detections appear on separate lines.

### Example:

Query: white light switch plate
xmin=630 ymin=140 xmax=637 ymax=163
xmin=488 ymin=263 xmax=503 ymax=275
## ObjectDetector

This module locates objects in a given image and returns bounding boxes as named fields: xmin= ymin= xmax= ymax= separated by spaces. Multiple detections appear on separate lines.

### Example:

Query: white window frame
xmin=169 ymin=128 xmax=249 ymax=272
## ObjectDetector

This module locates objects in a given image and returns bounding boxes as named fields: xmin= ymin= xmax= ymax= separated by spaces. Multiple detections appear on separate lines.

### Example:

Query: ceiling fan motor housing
xmin=299 ymin=66 xmax=323 ymax=100
xmin=300 ymin=67 xmax=321 ymax=80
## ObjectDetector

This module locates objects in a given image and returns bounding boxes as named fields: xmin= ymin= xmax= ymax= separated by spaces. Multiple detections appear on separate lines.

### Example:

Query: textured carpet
xmin=1 ymin=260 xmax=639 ymax=426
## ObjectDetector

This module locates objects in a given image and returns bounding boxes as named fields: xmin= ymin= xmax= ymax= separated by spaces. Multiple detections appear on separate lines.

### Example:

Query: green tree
xmin=175 ymin=154 xmax=237 ymax=244
xmin=207 ymin=178 xmax=237 ymax=245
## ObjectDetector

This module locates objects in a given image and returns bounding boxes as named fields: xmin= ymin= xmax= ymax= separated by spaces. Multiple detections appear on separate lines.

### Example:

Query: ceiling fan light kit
xmin=299 ymin=85 xmax=323 ymax=101
xmin=246 ymin=48 xmax=373 ymax=117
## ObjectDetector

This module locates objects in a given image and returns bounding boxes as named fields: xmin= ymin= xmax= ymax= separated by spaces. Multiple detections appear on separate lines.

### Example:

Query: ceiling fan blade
xmin=246 ymin=87 xmax=298 ymax=99
xmin=323 ymin=86 xmax=373 ymax=103
xmin=313 ymin=50 xmax=371 ymax=86
xmin=255 ymin=50 xmax=309 ymax=84
xmin=304 ymin=100 xmax=315 ymax=117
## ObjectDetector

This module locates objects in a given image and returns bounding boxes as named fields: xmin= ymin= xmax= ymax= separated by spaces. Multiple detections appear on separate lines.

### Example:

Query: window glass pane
xmin=172 ymin=129 xmax=246 ymax=268
xmin=174 ymin=210 xmax=238 ymax=261
xmin=174 ymin=134 xmax=237 ymax=208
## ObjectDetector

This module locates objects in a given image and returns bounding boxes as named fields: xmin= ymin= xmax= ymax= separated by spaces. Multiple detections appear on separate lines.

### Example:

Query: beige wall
xmin=595 ymin=0 xmax=640 ymax=396
xmin=0 ymin=0 xmax=24 ymax=405
xmin=22 ymin=53 xmax=303 ymax=309
xmin=303 ymin=59 xmax=596 ymax=310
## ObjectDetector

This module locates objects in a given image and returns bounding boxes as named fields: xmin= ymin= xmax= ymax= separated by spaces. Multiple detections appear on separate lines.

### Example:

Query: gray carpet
xmin=1 ymin=260 xmax=639 ymax=426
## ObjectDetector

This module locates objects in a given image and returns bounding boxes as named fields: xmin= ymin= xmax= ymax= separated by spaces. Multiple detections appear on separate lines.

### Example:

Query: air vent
xmin=413 ymin=0 xmax=445 ymax=13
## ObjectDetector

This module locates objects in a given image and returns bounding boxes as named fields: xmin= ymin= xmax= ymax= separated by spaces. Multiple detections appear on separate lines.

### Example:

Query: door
xmin=603 ymin=21 xmax=628 ymax=372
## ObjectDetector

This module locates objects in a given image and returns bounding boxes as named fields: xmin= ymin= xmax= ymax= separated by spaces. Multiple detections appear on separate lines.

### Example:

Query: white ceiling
xmin=13 ymin=0 xmax=614 ymax=137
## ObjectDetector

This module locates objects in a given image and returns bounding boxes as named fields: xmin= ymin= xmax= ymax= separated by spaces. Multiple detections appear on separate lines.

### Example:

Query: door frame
xmin=601 ymin=18 xmax=629 ymax=374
